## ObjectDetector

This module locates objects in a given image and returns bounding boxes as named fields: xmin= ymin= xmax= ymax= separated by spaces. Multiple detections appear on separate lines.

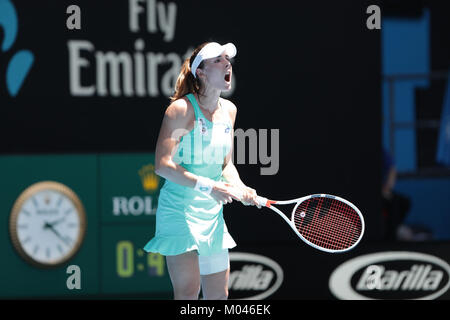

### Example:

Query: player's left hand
xmin=232 ymin=185 xmax=261 ymax=209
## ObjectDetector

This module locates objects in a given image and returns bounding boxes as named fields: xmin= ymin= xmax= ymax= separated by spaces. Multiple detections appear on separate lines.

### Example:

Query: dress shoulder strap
xmin=186 ymin=93 xmax=200 ymax=120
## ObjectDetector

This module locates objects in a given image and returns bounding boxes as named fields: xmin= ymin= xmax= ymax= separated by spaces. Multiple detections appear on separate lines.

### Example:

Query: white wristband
xmin=194 ymin=176 xmax=214 ymax=195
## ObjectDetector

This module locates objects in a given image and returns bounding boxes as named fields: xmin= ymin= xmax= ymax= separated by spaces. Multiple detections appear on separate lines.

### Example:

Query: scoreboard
xmin=0 ymin=153 xmax=172 ymax=298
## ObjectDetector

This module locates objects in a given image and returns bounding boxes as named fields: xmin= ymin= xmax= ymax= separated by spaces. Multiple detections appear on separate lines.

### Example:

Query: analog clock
xmin=9 ymin=181 xmax=87 ymax=268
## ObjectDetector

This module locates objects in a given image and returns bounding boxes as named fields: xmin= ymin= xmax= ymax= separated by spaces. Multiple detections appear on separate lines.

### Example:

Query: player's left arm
xmin=221 ymin=99 xmax=259 ymax=206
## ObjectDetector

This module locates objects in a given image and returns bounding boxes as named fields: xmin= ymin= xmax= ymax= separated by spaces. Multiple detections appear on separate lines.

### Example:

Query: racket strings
xmin=295 ymin=213 xmax=360 ymax=243
xmin=294 ymin=213 xmax=359 ymax=250
xmin=294 ymin=214 xmax=360 ymax=249
xmin=304 ymin=200 xmax=362 ymax=249
xmin=293 ymin=197 xmax=362 ymax=250
xmin=310 ymin=200 xmax=362 ymax=248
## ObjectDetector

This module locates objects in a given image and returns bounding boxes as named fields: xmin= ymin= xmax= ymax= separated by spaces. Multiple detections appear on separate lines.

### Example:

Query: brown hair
xmin=170 ymin=42 xmax=208 ymax=102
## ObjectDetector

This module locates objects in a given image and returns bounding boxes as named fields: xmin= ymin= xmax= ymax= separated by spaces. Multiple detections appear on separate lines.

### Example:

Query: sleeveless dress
xmin=143 ymin=93 xmax=237 ymax=256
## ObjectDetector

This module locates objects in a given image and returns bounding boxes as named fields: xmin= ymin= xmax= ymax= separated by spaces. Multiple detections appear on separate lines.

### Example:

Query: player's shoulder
xmin=165 ymin=97 xmax=193 ymax=119
xmin=220 ymin=97 xmax=237 ymax=116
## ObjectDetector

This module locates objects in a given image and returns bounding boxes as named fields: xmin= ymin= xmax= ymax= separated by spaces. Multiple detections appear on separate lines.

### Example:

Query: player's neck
xmin=196 ymin=89 xmax=221 ymax=112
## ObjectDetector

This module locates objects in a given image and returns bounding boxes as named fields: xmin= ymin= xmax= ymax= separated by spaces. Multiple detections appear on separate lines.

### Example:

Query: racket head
xmin=290 ymin=194 xmax=364 ymax=253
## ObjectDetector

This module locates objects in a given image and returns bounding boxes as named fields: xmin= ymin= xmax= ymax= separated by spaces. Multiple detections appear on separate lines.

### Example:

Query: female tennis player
xmin=144 ymin=42 xmax=259 ymax=300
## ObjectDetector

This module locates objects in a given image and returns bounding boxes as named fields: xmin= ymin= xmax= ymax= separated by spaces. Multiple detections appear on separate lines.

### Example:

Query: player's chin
xmin=222 ymin=81 xmax=232 ymax=91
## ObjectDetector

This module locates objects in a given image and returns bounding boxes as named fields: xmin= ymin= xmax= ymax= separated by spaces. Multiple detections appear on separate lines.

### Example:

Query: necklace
xmin=197 ymin=96 xmax=221 ymax=119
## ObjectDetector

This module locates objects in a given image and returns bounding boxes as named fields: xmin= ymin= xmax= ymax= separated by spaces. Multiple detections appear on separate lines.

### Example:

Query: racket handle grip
xmin=256 ymin=196 xmax=269 ymax=207
xmin=229 ymin=188 xmax=269 ymax=207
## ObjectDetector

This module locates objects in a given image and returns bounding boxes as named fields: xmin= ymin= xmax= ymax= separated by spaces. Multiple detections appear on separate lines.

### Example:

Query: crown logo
xmin=138 ymin=164 xmax=159 ymax=193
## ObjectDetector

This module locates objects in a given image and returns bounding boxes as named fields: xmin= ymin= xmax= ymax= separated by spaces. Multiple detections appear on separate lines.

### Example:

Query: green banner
xmin=0 ymin=153 xmax=170 ymax=298
xmin=99 ymin=153 xmax=163 ymax=223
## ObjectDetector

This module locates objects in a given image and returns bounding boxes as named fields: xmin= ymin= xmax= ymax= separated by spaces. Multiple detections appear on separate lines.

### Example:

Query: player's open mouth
xmin=224 ymin=71 xmax=231 ymax=82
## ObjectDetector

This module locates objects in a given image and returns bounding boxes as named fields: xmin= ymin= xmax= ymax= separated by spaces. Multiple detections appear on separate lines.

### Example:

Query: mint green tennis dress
xmin=143 ymin=93 xmax=237 ymax=256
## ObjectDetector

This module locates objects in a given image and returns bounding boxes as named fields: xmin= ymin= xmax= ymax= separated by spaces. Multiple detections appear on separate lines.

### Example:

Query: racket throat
xmin=256 ymin=196 xmax=276 ymax=208
xmin=267 ymin=200 xmax=277 ymax=207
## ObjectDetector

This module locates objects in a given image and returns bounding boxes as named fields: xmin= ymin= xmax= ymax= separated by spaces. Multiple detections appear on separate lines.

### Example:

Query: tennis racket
xmin=232 ymin=191 xmax=365 ymax=253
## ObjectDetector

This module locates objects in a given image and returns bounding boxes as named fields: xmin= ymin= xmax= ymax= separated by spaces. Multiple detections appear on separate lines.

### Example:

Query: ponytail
xmin=170 ymin=42 xmax=208 ymax=102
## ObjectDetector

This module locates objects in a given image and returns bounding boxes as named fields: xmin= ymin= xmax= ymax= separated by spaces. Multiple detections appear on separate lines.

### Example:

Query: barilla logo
xmin=228 ymin=252 xmax=283 ymax=300
xmin=329 ymin=251 xmax=450 ymax=300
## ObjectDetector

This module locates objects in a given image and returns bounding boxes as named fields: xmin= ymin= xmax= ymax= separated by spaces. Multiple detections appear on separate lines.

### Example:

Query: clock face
xmin=9 ymin=181 xmax=86 ymax=267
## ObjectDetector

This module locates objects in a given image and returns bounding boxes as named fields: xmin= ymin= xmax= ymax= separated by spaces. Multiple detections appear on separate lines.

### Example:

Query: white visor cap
xmin=191 ymin=42 xmax=237 ymax=78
